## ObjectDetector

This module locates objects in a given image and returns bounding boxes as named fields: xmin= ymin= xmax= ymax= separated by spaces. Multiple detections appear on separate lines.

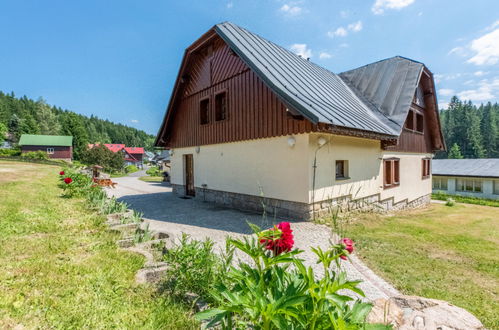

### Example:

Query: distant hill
xmin=0 ymin=91 xmax=155 ymax=159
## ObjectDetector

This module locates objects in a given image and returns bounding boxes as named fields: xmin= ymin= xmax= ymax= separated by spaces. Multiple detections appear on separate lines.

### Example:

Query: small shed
xmin=19 ymin=134 xmax=73 ymax=161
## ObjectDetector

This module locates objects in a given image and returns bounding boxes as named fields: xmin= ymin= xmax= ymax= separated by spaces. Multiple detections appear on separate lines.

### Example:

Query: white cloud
xmin=290 ymin=43 xmax=312 ymax=58
xmin=328 ymin=27 xmax=347 ymax=38
xmin=372 ymin=0 xmax=415 ymax=15
xmin=447 ymin=46 xmax=468 ymax=57
xmin=280 ymin=3 xmax=302 ymax=16
xmin=438 ymin=88 xmax=455 ymax=96
xmin=327 ymin=21 xmax=362 ymax=38
xmin=348 ymin=21 xmax=363 ymax=32
xmin=474 ymin=71 xmax=487 ymax=77
xmin=319 ymin=52 xmax=332 ymax=59
xmin=457 ymin=78 xmax=499 ymax=102
xmin=130 ymin=119 xmax=139 ymax=123
xmin=434 ymin=74 xmax=444 ymax=84
xmin=226 ymin=2 xmax=233 ymax=8
xmin=467 ymin=27 xmax=499 ymax=65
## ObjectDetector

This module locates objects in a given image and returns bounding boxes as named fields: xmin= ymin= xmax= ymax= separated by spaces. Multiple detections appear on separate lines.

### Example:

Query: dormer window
xmin=405 ymin=109 xmax=424 ymax=134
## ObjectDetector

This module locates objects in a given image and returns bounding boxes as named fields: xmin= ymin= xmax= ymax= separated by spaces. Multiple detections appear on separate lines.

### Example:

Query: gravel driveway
xmin=107 ymin=175 xmax=399 ymax=301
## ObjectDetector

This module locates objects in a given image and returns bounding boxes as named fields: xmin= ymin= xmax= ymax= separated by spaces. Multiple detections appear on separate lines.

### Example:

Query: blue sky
xmin=0 ymin=0 xmax=498 ymax=134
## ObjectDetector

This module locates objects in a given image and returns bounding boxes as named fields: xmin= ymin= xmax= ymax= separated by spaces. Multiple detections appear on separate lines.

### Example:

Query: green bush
xmin=146 ymin=166 xmax=162 ymax=177
xmin=432 ymin=192 xmax=499 ymax=207
xmin=162 ymin=234 xmax=232 ymax=303
xmin=125 ymin=164 xmax=139 ymax=173
xmin=21 ymin=151 xmax=49 ymax=160
xmin=196 ymin=223 xmax=386 ymax=329
xmin=58 ymin=167 xmax=93 ymax=198
xmin=0 ymin=148 xmax=21 ymax=157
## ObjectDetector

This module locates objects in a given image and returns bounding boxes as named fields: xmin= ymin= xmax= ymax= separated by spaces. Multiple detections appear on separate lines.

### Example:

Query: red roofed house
xmin=88 ymin=143 xmax=144 ymax=168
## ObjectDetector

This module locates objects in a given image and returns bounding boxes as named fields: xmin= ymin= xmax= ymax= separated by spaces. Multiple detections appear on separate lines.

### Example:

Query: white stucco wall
xmin=308 ymin=133 xmax=433 ymax=204
xmin=169 ymin=135 xmax=310 ymax=203
xmin=170 ymin=133 xmax=434 ymax=205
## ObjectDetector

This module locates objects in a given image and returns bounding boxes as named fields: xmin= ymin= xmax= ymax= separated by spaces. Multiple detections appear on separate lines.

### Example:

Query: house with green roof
xmin=19 ymin=134 xmax=73 ymax=161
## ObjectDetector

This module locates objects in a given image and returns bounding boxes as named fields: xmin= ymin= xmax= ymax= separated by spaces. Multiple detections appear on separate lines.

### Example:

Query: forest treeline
xmin=437 ymin=96 xmax=499 ymax=159
xmin=0 ymin=91 xmax=155 ymax=159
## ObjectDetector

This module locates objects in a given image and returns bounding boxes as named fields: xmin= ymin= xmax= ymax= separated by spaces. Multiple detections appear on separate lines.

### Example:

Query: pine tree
xmin=481 ymin=102 xmax=498 ymax=157
xmin=448 ymin=143 xmax=464 ymax=159
xmin=60 ymin=113 xmax=89 ymax=160
xmin=0 ymin=122 xmax=7 ymax=143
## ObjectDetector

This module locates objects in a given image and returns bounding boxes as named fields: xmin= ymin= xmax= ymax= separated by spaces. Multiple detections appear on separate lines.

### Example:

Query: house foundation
xmin=171 ymin=184 xmax=431 ymax=220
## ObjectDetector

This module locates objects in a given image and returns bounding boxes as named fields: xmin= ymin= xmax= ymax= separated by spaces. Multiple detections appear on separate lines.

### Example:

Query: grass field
xmin=0 ymin=161 xmax=197 ymax=329
xmin=139 ymin=176 xmax=163 ymax=182
xmin=344 ymin=204 xmax=499 ymax=329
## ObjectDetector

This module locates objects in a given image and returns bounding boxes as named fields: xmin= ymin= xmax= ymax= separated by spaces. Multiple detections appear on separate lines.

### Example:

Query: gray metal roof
xmin=339 ymin=57 xmax=424 ymax=134
xmin=432 ymin=159 xmax=499 ymax=178
xmin=215 ymin=22 xmax=399 ymax=136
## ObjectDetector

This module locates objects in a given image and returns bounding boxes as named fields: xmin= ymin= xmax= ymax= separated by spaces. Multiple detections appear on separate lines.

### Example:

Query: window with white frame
xmin=47 ymin=148 xmax=54 ymax=154
xmin=432 ymin=177 xmax=447 ymax=190
xmin=456 ymin=178 xmax=482 ymax=193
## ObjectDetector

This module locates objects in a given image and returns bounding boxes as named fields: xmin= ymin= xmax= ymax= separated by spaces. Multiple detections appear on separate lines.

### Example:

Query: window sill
xmin=384 ymin=183 xmax=400 ymax=190
xmin=335 ymin=176 xmax=350 ymax=181
xmin=422 ymin=176 xmax=430 ymax=180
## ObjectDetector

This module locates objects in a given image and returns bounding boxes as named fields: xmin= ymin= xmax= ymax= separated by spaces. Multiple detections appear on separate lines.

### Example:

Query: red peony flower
xmin=340 ymin=237 xmax=354 ymax=260
xmin=64 ymin=177 xmax=73 ymax=184
xmin=260 ymin=222 xmax=294 ymax=255
xmin=59 ymin=171 xmax=65 ymax=175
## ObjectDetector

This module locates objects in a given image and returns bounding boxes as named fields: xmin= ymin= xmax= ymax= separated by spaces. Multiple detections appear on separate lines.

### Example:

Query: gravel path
xmin=107 ymin=175 xmax=400 ymax=301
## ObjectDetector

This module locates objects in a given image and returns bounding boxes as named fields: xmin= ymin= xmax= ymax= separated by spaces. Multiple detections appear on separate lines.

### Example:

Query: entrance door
xmin=184 ymin=154 xmax=195 ymax=196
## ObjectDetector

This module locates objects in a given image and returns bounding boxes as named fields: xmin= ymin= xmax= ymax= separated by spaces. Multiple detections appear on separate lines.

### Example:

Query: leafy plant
xmin=133 ymin=223 xmax=153 ymax=244
xmin=21 ymin=150 xmax=49 ymax=160
xmin=445 ymin=197 xmax=455 ymax=207
xmin=196 ymin=223 xmax=387 ymax=330
xmin=125 ymin=164 xmax=139 ymax=173
xmin=146 ymin=166 xmax=162 ymax=177
xmin=161 ymin=234 xmax=232 ymax=303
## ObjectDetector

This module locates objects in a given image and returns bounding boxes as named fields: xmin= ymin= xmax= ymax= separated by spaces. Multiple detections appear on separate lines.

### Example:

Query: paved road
xmin=106 ymin=175 xmax=400 ymax=301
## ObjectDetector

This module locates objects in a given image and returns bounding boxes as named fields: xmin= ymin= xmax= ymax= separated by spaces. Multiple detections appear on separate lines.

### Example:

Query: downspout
xmin=311 ymin=137 xmax=329 ymax=221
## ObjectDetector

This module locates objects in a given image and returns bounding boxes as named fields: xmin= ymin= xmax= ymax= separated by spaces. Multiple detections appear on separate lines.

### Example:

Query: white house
xmin=155 ymin=22 xmax=445 ymax=219
xmin=432 ymin=159 xmax=499 ymax=200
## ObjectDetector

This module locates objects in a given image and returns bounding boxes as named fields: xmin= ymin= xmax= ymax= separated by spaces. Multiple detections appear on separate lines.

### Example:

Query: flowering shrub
xmin=196 ymin=223 xmax=388 ymax=329
xmin=258 ymin=221 xmax=294 ymax=255
xmin=58 ymin=168 xmax=92 ymax=198
xmin=340 ymin=237 xmax=354 ymax=260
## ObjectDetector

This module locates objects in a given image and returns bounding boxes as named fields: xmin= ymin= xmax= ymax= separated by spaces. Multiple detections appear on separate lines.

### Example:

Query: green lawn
xmin=0 ymin=161 xmax=197 ymax=329
xmin=344 ymin=204 xmax=499 ymax=329
xmin=139 ymin=176 xmax=164 ymax=182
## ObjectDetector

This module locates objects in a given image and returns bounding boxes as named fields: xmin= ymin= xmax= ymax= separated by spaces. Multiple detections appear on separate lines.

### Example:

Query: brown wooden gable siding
xmin=166 ymin=37 xmax=314 ymax=148
xmin=384 ymin=74 xmax=440 ymax=154
xmin=21 ymin=145 xmax=73 ymax=159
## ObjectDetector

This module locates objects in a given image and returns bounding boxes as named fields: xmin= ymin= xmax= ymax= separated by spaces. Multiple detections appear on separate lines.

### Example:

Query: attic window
xmin=405 ymin=110 xmax=414 ymax=130
xmin=416 ymin=113 xmax=424 ymax=133
xmin=404 ymin=109 xmax=424 ymax=133
xmin=200 ymin=98 xmax=210 ymax=125
xmin=215 ymin=91 xmax=227 ymax=121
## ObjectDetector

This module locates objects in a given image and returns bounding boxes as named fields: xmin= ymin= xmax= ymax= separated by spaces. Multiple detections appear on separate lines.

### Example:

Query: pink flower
xmin=260 ymin=222 xmax=294 ymax=255
xmin=64 ymin=177 xmax=73 ymax=184
xmin=340 ymin=237 xmax=354 ymax=260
